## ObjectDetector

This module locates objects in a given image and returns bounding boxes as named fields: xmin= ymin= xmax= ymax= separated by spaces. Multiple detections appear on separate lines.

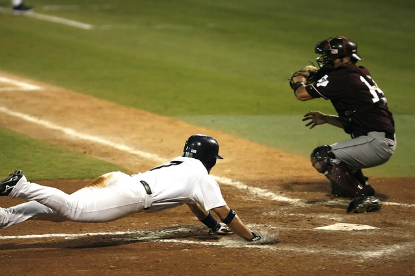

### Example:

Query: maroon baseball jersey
xmin=306 ymin=64 xmax=395 ymax=139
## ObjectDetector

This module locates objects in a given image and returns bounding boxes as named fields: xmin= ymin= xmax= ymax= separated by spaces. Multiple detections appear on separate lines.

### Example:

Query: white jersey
xmin=131 ymin=156 xmax=227 ymax=213
xmin=1 ymin=157 xmax=227 ymax=228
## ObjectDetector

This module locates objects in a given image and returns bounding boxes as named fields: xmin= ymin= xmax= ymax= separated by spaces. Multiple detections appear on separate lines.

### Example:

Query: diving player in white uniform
xmin=0 ymin=134 xmax=263 ymax=242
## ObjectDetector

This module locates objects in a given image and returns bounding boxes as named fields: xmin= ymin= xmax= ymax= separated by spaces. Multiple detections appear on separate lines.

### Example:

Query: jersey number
xmin=360 ymin=76 xmax=387 ymax=104
xmin=150 ymin=161 xmax=184 ymax=171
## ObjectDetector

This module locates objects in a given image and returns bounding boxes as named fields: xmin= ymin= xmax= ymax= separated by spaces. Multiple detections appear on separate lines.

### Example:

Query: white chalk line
xmin=27 ymin=12 xmax=94 ymax=30
xmin=0 ymin=76 xmax=43 ymax=92
xmin=41 ymin=4 xmax=112 ymax=12
xmin=0 ymin=106 xmax=165 ymax=163
xmin=0 ymin=7 xmax=93 ymax=30
xmin=0 ymin=227 xmax=412 ymax=260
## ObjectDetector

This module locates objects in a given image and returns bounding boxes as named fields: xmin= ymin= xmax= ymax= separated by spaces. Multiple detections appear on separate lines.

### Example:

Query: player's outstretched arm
xmin=186 ymin=202 xmax=232 ymax=235
xmin=211 ymin=205 xmax=257 ymax=241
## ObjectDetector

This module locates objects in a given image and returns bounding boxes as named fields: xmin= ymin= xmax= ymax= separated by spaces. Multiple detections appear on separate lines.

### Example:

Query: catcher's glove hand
xmin=289 ymin=65 xmax=319 ymax=90
xmin=209 ymin=223 xmax=233 ymax=235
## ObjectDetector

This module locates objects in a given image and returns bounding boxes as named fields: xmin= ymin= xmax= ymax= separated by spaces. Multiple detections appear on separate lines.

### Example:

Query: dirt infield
xmin=0 ymin=72 xmax=414 ymax=275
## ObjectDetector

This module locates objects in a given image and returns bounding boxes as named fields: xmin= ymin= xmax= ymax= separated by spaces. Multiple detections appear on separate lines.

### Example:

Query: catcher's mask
xmin=315 ymin=36 xmax=362 ymax=68
xmin=183 ymin=134 xmax=223 ymax=170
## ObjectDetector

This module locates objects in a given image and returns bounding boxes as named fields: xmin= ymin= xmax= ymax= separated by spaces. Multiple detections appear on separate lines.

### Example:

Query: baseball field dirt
xmin=0 ymin=71 xmax=414 ymax=275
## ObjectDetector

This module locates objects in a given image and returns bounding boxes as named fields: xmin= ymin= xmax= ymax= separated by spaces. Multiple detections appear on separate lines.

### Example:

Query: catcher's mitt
xmin=289 ymin=65 xmax=318 ymax=89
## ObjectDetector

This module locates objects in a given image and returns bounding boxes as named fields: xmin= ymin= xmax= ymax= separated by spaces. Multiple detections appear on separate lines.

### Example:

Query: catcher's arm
xmin=289 ymin=65 xmax=318 ymax=101
xmin=292 ymin=76 xmax=313 ymax=101
xmin=303 ymin=111 xmax=344 ymax=129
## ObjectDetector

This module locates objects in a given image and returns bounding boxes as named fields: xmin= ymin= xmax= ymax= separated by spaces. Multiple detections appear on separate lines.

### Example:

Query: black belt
xmin=140 ymin=180 xmax=152 ymax=195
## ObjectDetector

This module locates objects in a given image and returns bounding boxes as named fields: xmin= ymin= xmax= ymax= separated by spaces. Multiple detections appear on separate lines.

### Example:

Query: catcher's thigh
xmin=330 ymin=132 xmax=396 ymax=169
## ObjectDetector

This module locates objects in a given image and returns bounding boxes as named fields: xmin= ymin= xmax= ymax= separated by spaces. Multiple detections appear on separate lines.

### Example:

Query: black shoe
xmin=0 ymin=170 xmax=24 ymax=196
xmin=13 ymin=4 xmax=33 ymax=15
xmin=346 ymin=196 xmax=382 ymax=213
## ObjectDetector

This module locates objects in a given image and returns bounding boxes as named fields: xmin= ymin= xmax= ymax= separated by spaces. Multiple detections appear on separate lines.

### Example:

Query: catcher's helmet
xmin=315 ymin=36 xmax=362 ymax=67
xmin=182 ymin=134 xmax=223 ymax=169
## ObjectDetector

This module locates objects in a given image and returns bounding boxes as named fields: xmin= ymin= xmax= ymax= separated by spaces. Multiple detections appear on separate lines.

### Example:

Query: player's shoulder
xmin=172 ymin=156 xmax=200 ymax=165
xmin=357 ymin=65 xmax=371 ymax=76
xmin=172 ymin=156 xmax=208 ymax=173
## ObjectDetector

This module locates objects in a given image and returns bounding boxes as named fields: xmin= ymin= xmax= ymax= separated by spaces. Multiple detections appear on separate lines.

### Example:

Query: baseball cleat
xmin=0 ymin=170 xmax=25 ymax=196
xmin=346 ymin=196 xmax=382 ymax=213
xmin=12 ymin=4 xmax=33 ymax=15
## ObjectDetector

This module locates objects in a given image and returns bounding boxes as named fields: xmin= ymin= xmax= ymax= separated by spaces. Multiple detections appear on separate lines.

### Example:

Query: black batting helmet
xmin=182 ymin=134 xmax=223 ymax=169
xmin=315 ymin=36 xmax=362 ymax=67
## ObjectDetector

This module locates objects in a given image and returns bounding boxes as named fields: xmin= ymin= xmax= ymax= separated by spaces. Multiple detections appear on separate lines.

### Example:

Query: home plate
xmin=315 ymin=223 xmax=379 ymax=231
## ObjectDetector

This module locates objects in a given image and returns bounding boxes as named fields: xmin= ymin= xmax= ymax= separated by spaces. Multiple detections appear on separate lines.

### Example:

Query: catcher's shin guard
xmin=353 ymin=169 xmax=369 ymax=185
xmin=325 ymin=163 xmax=375 ymax=198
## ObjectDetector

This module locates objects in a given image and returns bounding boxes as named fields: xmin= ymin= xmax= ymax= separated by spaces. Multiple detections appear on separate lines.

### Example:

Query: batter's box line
xmin=0 ymin=76 xmax=43 ymax=92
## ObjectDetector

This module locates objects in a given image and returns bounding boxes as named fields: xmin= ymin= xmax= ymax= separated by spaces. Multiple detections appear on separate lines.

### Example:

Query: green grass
xmin=0 ymin=127 xmax=128 ymax=180
xmin=0 ymin=0 xmax=413 ymax=177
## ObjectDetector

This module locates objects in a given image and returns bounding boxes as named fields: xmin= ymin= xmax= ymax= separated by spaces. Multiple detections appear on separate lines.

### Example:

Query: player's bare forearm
xmin=225 ymin=216 xmax=255 ymax=240
xmin=211 ymin=206 xmax=254 ymax=241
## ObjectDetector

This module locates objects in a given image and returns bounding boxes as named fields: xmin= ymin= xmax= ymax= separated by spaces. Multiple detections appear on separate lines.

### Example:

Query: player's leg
xmin=1 ymin=201 xmax=66 ymax=229
xmin=325 ymin=161 xmax=375 ymax=197
xmin=8 ymin=172 xmax=146 ymax=222
xmin=330 ymin=131 xmax=396 ymax=169
xmin=311 ymin=132 xmax=395 ymax=197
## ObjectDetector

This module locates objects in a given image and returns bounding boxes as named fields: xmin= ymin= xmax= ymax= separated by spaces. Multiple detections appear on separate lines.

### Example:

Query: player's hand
xmin=209 ymin=223 xmax=233 ymax=235
xmin=303 ymin=111 xmax=326 ymax=129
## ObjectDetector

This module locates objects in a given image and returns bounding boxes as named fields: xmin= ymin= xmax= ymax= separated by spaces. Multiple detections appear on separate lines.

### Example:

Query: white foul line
xmin=0 ymin=8 xmax=93 ymax=30
xmin=0 ymin=76 xmax=43 ymax=92
xmin=0 ymin=106 xmax=165 ymax=163
xmin=27 ymin=12 xmax=94 ymax=30
xmin=41 ymin=5 xmax=112 ymax=12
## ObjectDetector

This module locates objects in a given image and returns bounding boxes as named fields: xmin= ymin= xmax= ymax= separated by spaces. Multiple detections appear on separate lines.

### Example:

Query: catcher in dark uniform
xmin=289 ymin=36 xmax=396 ymax=213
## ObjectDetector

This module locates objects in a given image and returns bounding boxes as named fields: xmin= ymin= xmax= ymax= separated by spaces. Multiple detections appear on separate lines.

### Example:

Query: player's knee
xmin=310 ymin=145 xmax=334 ymax=173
